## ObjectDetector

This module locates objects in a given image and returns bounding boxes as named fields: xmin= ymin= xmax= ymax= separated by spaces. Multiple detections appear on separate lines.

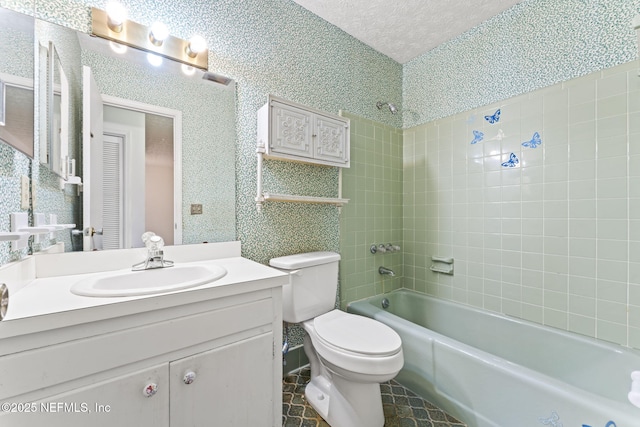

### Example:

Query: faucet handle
xmin=147 ymin=235 xmax=164 ymax=251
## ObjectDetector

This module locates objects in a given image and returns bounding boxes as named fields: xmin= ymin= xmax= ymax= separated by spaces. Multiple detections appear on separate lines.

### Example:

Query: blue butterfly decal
xmin=582 ymin=421 xmax=617 ymax=427
xmin=470 ymin=130 xmax=484 ymax=145
xmin=501 ymin=152 xmax=519 ymax=168
xmin=538 ymin=411 xmax=562 ymax=427
xmin=484 ymin=109 xmax=501 ymax=124
xmin=522 ymin=132 xmax=542 ymax=148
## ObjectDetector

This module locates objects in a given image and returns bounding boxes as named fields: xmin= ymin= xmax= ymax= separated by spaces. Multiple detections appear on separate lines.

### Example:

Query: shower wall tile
xmin=404 ymin=60 xmax=640 ymax=350
xmin=339 ymin=113 xmax=403 ymax=309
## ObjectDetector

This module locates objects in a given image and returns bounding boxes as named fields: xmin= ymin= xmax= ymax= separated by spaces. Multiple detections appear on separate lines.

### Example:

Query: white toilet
xmin=270 ymin=251 xmax=404 ymax=427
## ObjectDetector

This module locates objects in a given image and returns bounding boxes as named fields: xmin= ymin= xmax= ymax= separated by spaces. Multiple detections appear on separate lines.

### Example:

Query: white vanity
xmin=0 ymin=242 xmax=286 ymax=426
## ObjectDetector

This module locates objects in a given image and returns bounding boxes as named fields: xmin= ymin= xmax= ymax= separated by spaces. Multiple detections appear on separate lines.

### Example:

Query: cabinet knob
xmin=183 ymin=371 xmax=197 ymax=385
xmin=143 ymin=383 xmax=158 ymax=397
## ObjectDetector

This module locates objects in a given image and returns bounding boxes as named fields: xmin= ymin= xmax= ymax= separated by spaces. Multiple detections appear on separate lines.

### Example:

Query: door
xmin=82 ymin=66 xmax=104 ymax=251
xmin=270 ymin=101 xmax=313 ymax=158
xmin=101 ymin=133 xmax=124 ymax=250
xmin=0 ymin=364 xmax=169 ymax=427
xmin=314 ymin=114 xmax=349 ymax=165
xmin=169 ymin=333 xmax=274 ymax=426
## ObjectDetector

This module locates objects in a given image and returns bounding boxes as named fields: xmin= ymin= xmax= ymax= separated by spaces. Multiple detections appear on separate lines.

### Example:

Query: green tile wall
xmin=339 ymin=112 xmax=403 ymax=308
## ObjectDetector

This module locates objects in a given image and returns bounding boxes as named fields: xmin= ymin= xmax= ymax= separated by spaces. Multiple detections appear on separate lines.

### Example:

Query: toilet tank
xmin=269 ymin=251 xmax=341 ymax=323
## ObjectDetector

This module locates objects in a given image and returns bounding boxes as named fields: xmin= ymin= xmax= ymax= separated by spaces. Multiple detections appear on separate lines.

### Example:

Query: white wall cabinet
xmin=258 ymin=95 xmax=350 ymax=168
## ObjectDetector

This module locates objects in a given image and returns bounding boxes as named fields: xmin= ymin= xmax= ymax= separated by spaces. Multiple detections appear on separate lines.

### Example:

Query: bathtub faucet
xmin=379 ymin=266 xmax=395 ymax=277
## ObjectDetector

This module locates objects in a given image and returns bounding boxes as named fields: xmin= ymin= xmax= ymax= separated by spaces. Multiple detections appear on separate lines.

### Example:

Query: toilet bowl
xmin=270 ymin=252 xmax=404 ymax=427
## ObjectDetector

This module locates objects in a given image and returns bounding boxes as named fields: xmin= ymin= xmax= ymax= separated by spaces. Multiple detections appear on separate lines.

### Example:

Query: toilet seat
xmin=303 ymin=310 xmax=404 ymax=377
xmin=313 ymin=310 xmax=402 ymax=356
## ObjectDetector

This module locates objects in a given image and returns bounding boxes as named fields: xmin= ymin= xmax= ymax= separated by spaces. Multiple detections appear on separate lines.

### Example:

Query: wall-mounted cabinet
xmin=255 ymin=95 xmax=350 ymax=210
xmin=257 ymin=95 xmax=350 ymax=168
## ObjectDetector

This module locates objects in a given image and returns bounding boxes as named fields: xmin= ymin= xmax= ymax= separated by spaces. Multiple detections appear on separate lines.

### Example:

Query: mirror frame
xmin=46 ymin=41 xmax=69 ymax=179
xmin=0 ymin=79 xmax=5 ymax=126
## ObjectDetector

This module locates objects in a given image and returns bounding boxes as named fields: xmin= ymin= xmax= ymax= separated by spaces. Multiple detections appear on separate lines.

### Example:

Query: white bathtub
xmin=347 ymin=289 xmax=640 ymax=427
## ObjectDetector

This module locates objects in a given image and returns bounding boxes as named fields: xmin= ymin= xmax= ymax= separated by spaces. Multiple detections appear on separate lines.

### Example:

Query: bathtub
xmin=347 ymin=289 xmax=640 ymax=427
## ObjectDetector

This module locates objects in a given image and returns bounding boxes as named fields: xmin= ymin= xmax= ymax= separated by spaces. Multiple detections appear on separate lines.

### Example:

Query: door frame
xmin=100 ymin=94 xmax=183 ymax=246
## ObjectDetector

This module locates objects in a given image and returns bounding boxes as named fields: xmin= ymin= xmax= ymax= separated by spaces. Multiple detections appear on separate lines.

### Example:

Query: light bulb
xmin=146 ymin=52 xmax=163 ymax=67
xmin=149 ymin=21 xmax=168 ymax=46
xmin=105 ymin=1 xmax=127 ymax=32
xmin=109 ymin=41 xmax=127 ymax=54
xmin=186 ymin=35 xmax=207 ymax=57
xmin=181 ymin=64 xmax=196 ymax=76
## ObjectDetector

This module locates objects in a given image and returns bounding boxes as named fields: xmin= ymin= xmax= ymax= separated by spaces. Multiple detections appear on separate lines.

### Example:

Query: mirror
xmin=0 ymin=8 xmax=35 ymax=158
xmin=28 ymin=14 xmax=237 ymax=252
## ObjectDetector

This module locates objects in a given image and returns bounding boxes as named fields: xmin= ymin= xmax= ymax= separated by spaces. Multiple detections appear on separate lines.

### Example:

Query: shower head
xmin=376 ymin=101 xmax=398 ymax=114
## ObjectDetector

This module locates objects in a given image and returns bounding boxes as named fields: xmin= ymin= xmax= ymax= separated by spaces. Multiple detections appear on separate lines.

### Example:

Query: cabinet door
xmin=170 ymin=332 xmax=274 ymax=426
xmin=270 ymin=101 xmax=313 ymax=158
xmin=314 ymin=114 xmax=349 ymax=165
xmin=0 ymin=364 xmax=169 ymax=427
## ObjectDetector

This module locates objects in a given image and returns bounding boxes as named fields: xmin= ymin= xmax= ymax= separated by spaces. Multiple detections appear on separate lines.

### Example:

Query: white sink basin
xmin=70 ymin=264 xmax=227 ymax=297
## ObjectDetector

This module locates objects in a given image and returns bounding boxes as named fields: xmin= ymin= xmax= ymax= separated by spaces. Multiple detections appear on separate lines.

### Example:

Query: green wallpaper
xmin=0 ymin=0 xmax=402 ymax=265
xmin=404 ymin=0 xmax=640 ymax=128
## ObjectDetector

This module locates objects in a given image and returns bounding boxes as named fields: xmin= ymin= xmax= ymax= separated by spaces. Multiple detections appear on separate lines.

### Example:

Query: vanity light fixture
xmin=109 ymin=40 xmax=127 ymax=54
xmin=147 ymin=52 xmax=163 ymax=67
xmin=149 ymin=21 xmax=168 ymax=46
xmin=186 ymin=35 xmax=207 ymax=58
xmin=181 ymin=64 xmax=196 ymax=76
xmin=105 ymin=1 xmax=127 ymax=32
xmin=91 ymin=6 xmax=208 ymax=70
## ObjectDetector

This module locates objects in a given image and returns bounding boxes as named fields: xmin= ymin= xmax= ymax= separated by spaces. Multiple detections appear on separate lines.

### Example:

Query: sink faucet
xmin=132 ymin=232 xmax=174 ymax=271
xmin=379 ymin=266 xmax=395 ymax=277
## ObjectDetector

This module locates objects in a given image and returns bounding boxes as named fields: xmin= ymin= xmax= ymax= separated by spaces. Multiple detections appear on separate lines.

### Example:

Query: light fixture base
xmin=91 ymin=7 xmax=208 ymax=70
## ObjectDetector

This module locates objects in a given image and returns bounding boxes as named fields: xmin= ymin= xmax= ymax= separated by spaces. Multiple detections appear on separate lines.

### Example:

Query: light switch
xmin=190 ymin=204 xmax=203 ymax=215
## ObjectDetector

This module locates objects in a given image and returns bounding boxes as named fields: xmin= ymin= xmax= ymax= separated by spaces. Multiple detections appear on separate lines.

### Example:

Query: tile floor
xmin=282 ymin=368 xmax=466 ymax=427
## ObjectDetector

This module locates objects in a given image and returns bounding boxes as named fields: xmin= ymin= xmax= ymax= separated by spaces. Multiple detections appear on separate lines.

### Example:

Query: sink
xmin=70 ymin=264 xmax=227 ymax=297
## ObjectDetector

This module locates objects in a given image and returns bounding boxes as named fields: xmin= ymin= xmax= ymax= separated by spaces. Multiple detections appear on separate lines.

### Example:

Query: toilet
xmin=270 ymin=251 xmax=404 ymax=427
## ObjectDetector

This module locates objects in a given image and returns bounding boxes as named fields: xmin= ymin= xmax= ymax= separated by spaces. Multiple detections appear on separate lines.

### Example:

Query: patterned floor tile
xmin=282 ymin=368 xmax=466 ymax=427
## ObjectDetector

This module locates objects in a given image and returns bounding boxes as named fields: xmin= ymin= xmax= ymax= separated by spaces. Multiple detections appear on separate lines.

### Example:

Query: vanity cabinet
xmin=0 ymin=252 xmax=285 ymax=427
xmin=257 ymin=95 xmax=350 ymax=168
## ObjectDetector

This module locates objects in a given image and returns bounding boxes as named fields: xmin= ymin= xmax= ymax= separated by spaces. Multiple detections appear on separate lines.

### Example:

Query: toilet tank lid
xmin=269 ymin=251 xmax=341 ymax=269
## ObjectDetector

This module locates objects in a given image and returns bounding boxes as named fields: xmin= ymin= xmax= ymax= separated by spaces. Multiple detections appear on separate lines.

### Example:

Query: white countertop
xmin=0 ymin=242 xmax=288 ymax=340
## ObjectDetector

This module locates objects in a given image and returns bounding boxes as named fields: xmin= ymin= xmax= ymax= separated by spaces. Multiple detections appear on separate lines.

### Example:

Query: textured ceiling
xmin=292 ymin=0 xmax=525 ymax=63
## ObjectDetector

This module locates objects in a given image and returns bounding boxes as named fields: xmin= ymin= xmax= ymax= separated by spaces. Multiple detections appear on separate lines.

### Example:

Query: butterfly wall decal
xmin=522 ymin=132 xmax=542 ymax=148
xmin=538 ymin=411 xmax=563 ymax=427
xmin=484 ymin=109 xmax=501 ymax=124
xmin=501 ymin=152 xmax=519 ymax=168
xmin=470 ymin=130 xmax=484 ymax=144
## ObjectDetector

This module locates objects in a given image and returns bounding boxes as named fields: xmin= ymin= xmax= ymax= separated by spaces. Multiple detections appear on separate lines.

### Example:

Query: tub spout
xmin=379 ymin=266 xmax=395 ymax=277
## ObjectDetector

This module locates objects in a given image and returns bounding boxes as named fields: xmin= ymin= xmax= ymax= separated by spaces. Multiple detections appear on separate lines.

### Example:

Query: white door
xmin=169 ymin=333 xmax=274 ymax=426
xmin=82 ymin=66 xmax=104 ymax=251
xmin=101 ymin=133 xmax=124 ymax=250
xmin=0 ymin=364 xmax=169 ymax=427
